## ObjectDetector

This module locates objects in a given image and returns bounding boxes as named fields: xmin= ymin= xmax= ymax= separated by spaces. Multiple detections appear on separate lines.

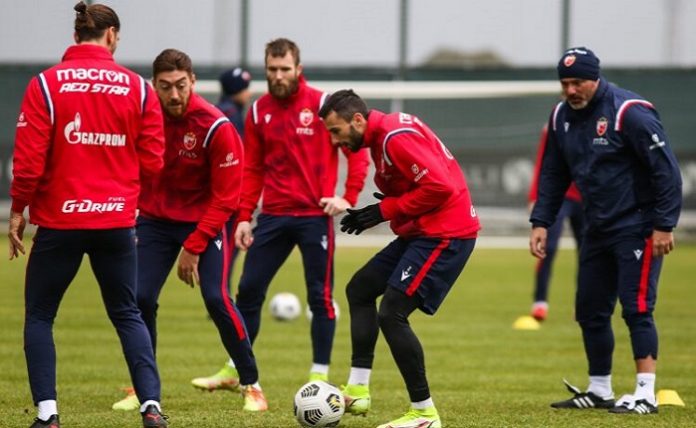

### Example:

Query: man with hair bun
xmin=530 ymin=46 xmax=682 ymax=415
xmin=9 ymin=1 xmax=167 ymax=427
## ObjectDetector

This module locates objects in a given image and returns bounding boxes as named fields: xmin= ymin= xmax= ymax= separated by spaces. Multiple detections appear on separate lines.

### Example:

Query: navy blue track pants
xmin=24 ymin=227 xmax=161 ymax=405
xmin=235 ymin=214 xmax=336 ymax=365
xmin=135 ymin=217 xmax=258 ymax=384
xmin=576 ymin=228 xmax=662 ymax=375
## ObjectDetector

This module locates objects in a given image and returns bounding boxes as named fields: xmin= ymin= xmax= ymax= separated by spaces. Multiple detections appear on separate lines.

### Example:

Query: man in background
xmin=191 ymin=38 xmax=369 ymax=390
xmin=216 ymin=67 xmax=253 ymax=136
xmin=527 ymin=123 xmax=585 ymax=321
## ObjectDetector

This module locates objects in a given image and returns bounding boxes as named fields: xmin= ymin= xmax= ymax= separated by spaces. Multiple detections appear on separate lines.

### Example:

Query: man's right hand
xmin=529 ymin=226 xmax=548 ymax=259
xmin=235 ymin=221 xmax=254 ymax=250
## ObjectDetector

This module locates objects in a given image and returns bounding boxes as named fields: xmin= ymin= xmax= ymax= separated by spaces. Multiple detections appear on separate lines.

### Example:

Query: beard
xmin=268 ymin=75 xmax=299 ymax=99
xmin=345 ymin=125 xmax=364 ymax=152
xmin=567 ymin=98 xmax=589 ymax=110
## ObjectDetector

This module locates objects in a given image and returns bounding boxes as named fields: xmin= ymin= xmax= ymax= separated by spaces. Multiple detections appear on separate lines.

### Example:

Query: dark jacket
xmin=531 ymin=78 xmax=682 ymax=235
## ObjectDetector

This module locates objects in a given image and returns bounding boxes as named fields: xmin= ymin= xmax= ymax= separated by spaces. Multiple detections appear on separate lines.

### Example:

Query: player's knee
xmin=623 ymin=312 xmax=655 ymax=331
xmin=136 ymin=294 xmax=158 ymax=316
xmin=577 ymin=314 xmax=611 ymax=330
xmin=346 ymin=266 xmax=382 ymax=306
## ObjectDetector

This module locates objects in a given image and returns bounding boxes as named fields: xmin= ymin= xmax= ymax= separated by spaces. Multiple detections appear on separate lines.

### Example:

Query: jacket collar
xmin=62 ymin=44 xmax=115 ymax=62
xmin=362 ymin=109 xmax=386 ymax=149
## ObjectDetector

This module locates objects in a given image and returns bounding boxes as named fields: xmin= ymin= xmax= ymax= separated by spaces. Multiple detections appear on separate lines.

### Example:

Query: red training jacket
xmin=239 ymin=76 xmax=369 ymax=222
xmin=138 ymin=92 xmax=244 ymax=254
xmin=11 ymin=44 xmax=164 ymax=229
xmin=364 ymin=110 xmax=480 ymax=239
xmin=528 ymin=123 xmax=581 ymax=203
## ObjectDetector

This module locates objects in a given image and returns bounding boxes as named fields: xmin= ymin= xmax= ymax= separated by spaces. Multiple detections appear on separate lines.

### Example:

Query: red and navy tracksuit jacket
xmin=12 ymin=44 xmax=165 ymax=228
xmin=363 ymin=109 xmax=480 ymax=239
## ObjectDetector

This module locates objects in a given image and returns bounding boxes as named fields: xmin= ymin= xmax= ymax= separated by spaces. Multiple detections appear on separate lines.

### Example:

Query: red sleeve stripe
xmin=37 ymin=73 xmax=54 ymax=126
xmin=615 ymin=99 xmax=653 ymax=131
xmin=321 ymin=217 xmax=336 ymax=319
xmin=551 ymin=101 xmax=564 ymax=132
xmin=381 ymin=128 xmax=424 ymax=166
xmin=219 ymin=226 xmax=247 ymax=339
xmin=203 ymin=117 xmax=230 ymax=148
xmin=405 ymin=239 xmax=450 ymax=296
xmin=636 ymin=237 xmax=653 ymax=313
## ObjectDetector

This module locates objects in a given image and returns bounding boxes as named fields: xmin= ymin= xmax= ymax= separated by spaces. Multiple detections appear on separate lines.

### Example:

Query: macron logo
xmin=633 ymin=249 xmax=643 ymax=260
xmin=214 ymin=239 xmax=223 ymax=250
xmin=401 ymin=266 xmax=413 ymax=282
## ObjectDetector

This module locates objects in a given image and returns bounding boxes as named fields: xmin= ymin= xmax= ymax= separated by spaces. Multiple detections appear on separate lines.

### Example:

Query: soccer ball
xmin=294 ymin=380 xmax=344 ymax=427
xmin=269 ymin=292 xmax=302 ymax=321
xmin=305 ymin=300 xmax=340 ymax=321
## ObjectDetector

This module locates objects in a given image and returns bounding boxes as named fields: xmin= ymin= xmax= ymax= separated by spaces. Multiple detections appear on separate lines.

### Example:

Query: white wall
xmin=1 ymin=0 xmax=694 ymax=67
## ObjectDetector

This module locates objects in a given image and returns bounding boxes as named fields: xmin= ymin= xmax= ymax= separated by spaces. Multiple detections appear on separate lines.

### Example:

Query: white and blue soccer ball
xmin=294 ymin=380 xmax=344 ymax=427
xmin=305 ymin=300 xmax=340 ymax=321
xmin=269 ymin=292 xmax=302 ymax=321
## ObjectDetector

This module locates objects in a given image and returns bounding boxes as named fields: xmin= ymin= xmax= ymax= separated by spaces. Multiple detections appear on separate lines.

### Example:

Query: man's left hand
xmin=652 ymin=230 xmax=675 ymax=257
xmin=177 ymin=248 xmax=200 ymax=287
xmin=319 ymin=196 xmax=352 ymax=216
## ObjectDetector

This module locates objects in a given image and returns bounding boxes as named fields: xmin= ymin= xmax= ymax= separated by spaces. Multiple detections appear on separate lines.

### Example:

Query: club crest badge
xmin=183 ymin=132 xmax=197 ymax=150
xmin=563 ymin=55 xmax=576 ymax=67
xmin=596 ymin=117 xmax=608 ymax=136
xmin=299 ymin=108 xmax=314 ymax=127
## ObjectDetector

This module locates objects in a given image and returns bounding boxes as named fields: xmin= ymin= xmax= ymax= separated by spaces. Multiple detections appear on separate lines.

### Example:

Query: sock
xmin=227 ymin=358 xmax=236 ymax=368
xmin=587 ymin=375 xmax=613 ymax=399
xmin=242 ymin=382 xmax=262 ymax=390
xmin=310 ymin=363 xmax=329 ymax=376
xmin=633 ymin=373 xmax=656 ymax=404
xmin=37 ymin=400 xmax=57 ymax=421
xmin=412 ymin=397 xmax=434 ymax=410
xmin=139 ymin=400 xmax=160 ymax=413
xmin=347 ymin=367 xmax=371 ymax=386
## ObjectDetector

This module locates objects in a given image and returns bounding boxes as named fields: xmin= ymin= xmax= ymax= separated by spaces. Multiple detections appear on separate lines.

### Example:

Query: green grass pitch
xmin=1 ymin=238 xmax=694 ymax=427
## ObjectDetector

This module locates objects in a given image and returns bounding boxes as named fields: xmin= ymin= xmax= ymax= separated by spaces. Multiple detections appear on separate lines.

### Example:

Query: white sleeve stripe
xmin=382 ymin=128 xmax=424 ymax=166
xmin=138 ymin=75 xmax=147 ymax=113
xmin=614 ymin=99 xmax=654 ymax=131
xmin=203 ymin=117 xmax=230 ymax=148
xmin=551 ymin=101 xmax=564 ymax=132
xmin=38 ymin=73 xmax=54 ymax=126
xmin=319 ymin=92 xmax=329 ymax=109
xmin=252 ymin=100 xmax=259 ymax=125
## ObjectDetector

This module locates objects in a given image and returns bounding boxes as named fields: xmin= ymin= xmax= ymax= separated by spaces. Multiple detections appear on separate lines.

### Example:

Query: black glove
xmin=340 ymin=212 xmax=365 ymax=235
xmin=342 ymin=203 xmax=385 ymax=235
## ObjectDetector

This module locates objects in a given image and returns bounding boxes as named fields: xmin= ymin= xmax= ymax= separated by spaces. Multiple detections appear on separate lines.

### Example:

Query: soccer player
xmin=191 ymin=38 xmax=369 ymax=389
xmin=319 ymin=89 xmax=480 ymax=428
xmin=527 ymin=124 xmax=585 ymax=321
xmin=111 ymin=49 xmax=267 ymax=413
xmin=9 ymin=2 xmax=167 ymax=427
xmin=530 ymin=47 xmax=682 ymax=414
